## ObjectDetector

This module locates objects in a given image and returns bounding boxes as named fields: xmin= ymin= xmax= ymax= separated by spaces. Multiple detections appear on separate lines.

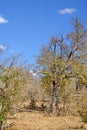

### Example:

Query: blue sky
xmin=0 ymin=0 xmax=87 ymax=64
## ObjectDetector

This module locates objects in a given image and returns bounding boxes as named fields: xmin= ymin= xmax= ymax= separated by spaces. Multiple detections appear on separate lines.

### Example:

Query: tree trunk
xmin=0 ymin=122 xmax=3 ymax=130
xmin=50 ymin=80 xmax=59 ymax=113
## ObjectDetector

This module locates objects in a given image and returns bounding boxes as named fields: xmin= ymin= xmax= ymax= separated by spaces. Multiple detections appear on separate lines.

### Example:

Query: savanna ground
xmin=7 ymin=88 xmax=87 ymax=130
xmin=7 ymin=111 xmax=84 ymax=130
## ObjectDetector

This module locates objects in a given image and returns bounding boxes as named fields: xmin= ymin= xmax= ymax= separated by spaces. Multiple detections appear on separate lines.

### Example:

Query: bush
xmin=78 ymin=110 xmax=87 ymax=123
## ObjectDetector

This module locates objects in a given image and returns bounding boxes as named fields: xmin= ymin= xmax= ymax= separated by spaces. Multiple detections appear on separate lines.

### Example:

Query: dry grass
xmin=7 ymin=89 xmax=87 ymax=130
xmin=7 ymin=110 xmax=85 ymax=130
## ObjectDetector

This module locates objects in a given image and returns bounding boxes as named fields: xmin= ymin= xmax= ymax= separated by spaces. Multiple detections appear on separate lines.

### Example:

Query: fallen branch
xmin=3 ymin=122 xmax=15 ymax=130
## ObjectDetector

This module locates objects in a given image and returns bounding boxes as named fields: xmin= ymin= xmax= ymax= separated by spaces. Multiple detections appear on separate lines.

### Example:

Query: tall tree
xmin=37 ymin=36 xmax=69 ymax=113
xmin=36 ymin=18 xmax=87 ymax=113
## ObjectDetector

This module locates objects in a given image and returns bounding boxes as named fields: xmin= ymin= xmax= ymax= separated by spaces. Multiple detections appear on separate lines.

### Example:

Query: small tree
xmin=0 ymin=53 xmax=31 ymax=130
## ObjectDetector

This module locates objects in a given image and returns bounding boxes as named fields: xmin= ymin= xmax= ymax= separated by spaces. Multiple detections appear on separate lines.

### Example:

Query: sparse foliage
xmin=0 ymin=52 xmax=31 ymax=130
xmin=36 ymin=18 xmax=87 ymax=114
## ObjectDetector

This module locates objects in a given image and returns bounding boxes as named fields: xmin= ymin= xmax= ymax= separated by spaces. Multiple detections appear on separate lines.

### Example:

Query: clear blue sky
xmin=0 ymin=0 xmax=86 ymax=64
